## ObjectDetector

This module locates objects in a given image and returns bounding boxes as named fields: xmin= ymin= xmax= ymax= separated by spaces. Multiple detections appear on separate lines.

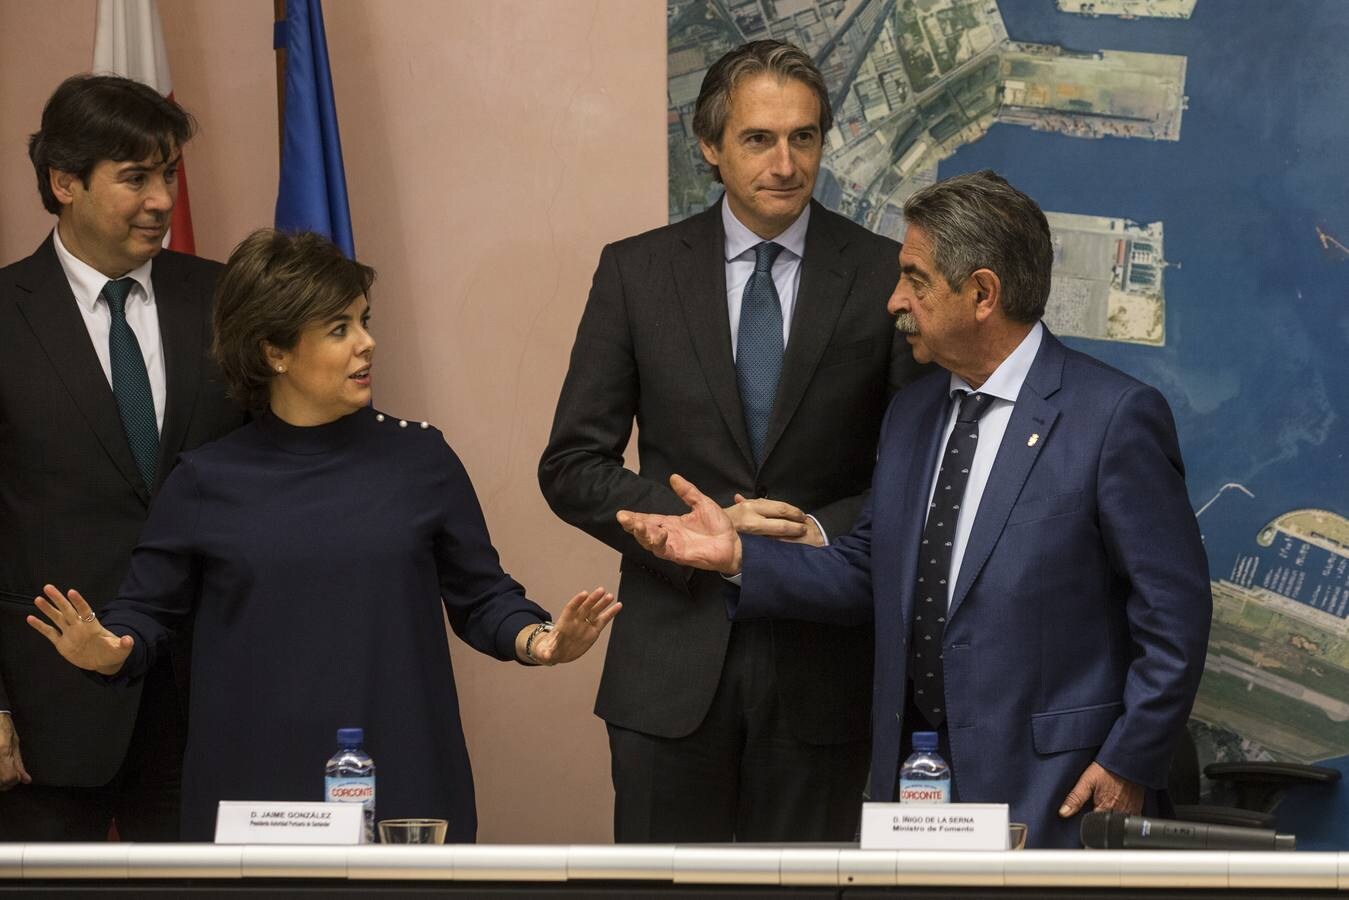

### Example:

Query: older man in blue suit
xmin=617 ymin=170 xmax=1211 ymax=849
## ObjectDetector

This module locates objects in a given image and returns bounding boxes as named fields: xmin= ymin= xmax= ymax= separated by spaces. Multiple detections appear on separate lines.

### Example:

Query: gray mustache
xmin=893 ymin=312 xmax=918 ymax=334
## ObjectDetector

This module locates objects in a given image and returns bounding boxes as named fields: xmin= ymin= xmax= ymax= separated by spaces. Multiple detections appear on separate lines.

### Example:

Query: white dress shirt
xmin=722 ymin=200 xmax=809 ymax=359
xmin=926 ymin=322 xmax=1044 ymax=606
xmin=53 ymin=227 xmax=167 ymax=431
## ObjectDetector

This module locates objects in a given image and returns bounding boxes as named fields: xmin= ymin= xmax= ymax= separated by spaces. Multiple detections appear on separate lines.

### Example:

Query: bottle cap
xmin=913 ymin=730 xmax=938 ymax=751
xmin=336 ymin=727 xmax=364 ymax=745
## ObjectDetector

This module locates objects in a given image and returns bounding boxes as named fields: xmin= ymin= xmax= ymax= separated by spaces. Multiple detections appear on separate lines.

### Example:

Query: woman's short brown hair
xmin=212 ymin=229 xmax=375 ymax=410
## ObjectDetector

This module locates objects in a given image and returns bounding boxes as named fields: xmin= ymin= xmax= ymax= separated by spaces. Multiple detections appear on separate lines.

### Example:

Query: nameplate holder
xmin=214 ymin=801 xmax=365 ymax=844
xmin=860 ymin=802 xmax=1009 ymax=850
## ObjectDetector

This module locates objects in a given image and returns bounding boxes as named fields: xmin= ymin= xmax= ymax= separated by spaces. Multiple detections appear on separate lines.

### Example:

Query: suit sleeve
xmin=97 ymin=460 xmax=206 ymax=684
xmin=0 ymin=650 xmax=9 ymax=711
xmin=1092 ymin=385 xmax=1212 ymax=789
xmin=434 ymin=442 xmax=548 ymax=662
xmin=538 ymin=243 xmax=691 ymax=584
xmin=735 ymin=501 xmax=876 ymax=626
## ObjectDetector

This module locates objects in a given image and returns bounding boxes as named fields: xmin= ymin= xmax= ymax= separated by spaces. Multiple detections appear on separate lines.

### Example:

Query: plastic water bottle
xmin=898 ymin=730 xmax=951 ymax=804
xmin=325 ymin=727 xmax=375 ymax=842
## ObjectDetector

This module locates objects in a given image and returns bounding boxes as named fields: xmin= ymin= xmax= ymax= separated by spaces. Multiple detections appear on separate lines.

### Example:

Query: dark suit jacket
xmin=737 ymin=330 xmax=1212 ymax=847
xmin=539 ymin=199 xmax=926 ymax=743
xmin=0 ymin=234 xmax=245 ymax=786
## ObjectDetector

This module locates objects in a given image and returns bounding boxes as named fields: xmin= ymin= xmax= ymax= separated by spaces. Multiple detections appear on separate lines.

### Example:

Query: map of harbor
xmin=1056 ymin=0 xmax=1196 ymax=19
xmin=668 ymin=0 xmax=1185 ymax=345
xmin=670 ymin=0 xmax=1349 ymax=769
xmin=1199 ymin=508 xmax=1349 ymax=763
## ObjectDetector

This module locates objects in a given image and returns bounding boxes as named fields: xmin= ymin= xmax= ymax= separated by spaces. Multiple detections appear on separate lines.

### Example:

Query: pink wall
xmin=0 ymin=0 xmax=667 ymax=842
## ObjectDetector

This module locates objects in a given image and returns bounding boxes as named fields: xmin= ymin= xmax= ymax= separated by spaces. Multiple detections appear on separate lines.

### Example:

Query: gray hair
xmin=902 ymin=170 xmax=1053 ymax=323
xmin=692 ymin=40 xmax=833 ymax=183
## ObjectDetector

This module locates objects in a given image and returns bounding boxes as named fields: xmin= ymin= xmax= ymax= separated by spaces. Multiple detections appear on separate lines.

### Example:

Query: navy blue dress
xmin=99 ymin=407 xmax=548 ymax=841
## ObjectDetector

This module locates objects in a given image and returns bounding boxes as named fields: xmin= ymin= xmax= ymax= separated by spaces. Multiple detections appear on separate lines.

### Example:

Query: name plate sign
xmin=214 ymin=801 xmax=365 ymax=844
xmin=860 ymin=802 xmax=1009 ymax=850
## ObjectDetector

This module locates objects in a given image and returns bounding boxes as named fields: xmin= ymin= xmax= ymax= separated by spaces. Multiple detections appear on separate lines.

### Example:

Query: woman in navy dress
xmin=28 ymin=229 xmax=618 ymax=841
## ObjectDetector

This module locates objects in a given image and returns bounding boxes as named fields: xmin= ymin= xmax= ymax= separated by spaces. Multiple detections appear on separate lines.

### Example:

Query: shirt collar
xmin=721 ymin=197 xmax=810 ymax=264
xmin=52 ymin=226 xmax=154 ymax=314
xmin=948 ymin=321 xmax=1044 ymax=404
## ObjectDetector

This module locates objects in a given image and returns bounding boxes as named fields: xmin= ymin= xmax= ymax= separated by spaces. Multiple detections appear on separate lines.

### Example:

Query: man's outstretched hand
xmin=617 ymin=475 xmax=743 ymax=574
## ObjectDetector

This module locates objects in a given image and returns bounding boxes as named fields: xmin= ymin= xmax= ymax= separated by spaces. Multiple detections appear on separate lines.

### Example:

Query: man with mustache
xmin=540 ymin=40 xmax=926 ymax=841
xmin=0 ymin=74 xmax=244 ymax=840
xmin=616 ymin=170 xmax=1212 ymax=848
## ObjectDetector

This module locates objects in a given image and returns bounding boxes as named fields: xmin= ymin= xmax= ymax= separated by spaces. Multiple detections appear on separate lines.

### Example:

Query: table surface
xmin=0 ymin=843 xmax=1347 ymax=891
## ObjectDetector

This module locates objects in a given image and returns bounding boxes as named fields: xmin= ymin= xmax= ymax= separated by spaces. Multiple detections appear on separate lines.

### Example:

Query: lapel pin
xmin=1027 ymin=433 xmax=1040 ymax=447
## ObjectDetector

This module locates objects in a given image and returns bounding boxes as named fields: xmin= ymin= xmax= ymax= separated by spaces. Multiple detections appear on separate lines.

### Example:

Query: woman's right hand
xmin=26 ymin=585 xmax=133 ymax=676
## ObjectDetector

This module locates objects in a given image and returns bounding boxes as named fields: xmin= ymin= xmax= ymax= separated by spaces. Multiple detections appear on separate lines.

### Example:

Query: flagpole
xmin=273 ymin=0 xmax=355 ymax=256
xmin=274 ymin=0 xmax=287 ymax=168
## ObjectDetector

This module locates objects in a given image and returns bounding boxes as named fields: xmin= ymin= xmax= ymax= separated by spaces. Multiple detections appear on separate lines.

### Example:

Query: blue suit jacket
xmin=737 ymin=330 xmax=1211 ymax=848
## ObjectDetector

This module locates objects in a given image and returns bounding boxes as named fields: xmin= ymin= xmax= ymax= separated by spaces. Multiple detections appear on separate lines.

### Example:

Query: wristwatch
xmin=524 ymin=620 xmax=554 ymax=664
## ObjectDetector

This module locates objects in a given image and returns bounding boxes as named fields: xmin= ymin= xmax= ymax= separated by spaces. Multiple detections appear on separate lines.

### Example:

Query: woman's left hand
xmin=527 ymin=587 xmax=620 ymax=666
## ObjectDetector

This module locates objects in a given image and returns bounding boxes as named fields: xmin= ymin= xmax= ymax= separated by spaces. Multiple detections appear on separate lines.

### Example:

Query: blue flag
xmin=274 ymin=0 xmax=354 ymax=257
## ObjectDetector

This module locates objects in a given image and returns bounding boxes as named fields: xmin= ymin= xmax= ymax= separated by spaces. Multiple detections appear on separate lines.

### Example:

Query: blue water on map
xmin=939 ymin=0 xmax=1349 ymax=588
xmin=939 ymin=0 xmax=1349 ymax=847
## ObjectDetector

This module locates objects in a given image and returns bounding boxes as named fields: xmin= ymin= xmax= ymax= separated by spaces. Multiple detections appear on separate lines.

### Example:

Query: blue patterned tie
xmin=736 ymin=241 xmax=785 ymax=466
xmin=102 ymin=278 xmax=159 ymax=491
xmin=912 ymin=389 xmax=994 ymax=728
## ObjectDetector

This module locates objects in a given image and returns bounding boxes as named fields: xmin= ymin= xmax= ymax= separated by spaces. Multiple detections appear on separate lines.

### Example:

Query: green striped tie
xmin=102 ymin=278 xmax=159 ymax=491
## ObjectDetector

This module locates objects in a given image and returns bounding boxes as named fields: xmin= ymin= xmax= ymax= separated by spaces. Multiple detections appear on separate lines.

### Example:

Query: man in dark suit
xmin=617 ymin=170 xmax=1212 ymax=848
xmin=0 ymin=74 xmax=244 ymax=840
xmin=540 ymin=40 xmax=926 ymax=842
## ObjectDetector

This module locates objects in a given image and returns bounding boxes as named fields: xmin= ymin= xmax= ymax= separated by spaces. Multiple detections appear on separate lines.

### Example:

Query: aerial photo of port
xmin=667 ymin=0 xmax=1186 ymax=346
xmin=1196 ymin=507 xmax=1349 ymax=764
xmin=669 ymin=0 xmax=1349 ymax=777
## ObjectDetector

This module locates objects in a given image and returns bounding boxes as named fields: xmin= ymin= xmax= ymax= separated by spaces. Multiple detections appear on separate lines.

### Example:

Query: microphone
xmin=1080 ymin=810 xmax=1295 ymax=851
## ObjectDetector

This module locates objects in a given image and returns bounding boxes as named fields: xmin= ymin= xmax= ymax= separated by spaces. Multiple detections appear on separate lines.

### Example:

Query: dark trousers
xmin=608 ymin=619 xmax=869 ymax=843
xmin=0 ymin=658 xmax=185 ymax=841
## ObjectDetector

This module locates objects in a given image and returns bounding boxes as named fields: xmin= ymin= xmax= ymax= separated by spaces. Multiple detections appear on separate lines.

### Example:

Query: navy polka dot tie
xmin=736 ymin=241 xmax=785 ymax=466
xmin=912 ymin=389 xmax=994 ymax=728
xmin=102 ymin=278 xmax=159 ymax=491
